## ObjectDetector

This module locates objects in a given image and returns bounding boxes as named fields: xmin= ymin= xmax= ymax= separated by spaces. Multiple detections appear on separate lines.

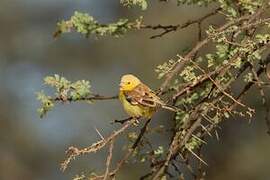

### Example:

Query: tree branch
xmin=141 ymin=7 xmax=222 ymax=39
xmin=53 ymin=94 xmax=118 ymax=102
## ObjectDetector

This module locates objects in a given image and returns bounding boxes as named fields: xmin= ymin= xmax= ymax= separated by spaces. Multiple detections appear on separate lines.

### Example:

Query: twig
xmin=94 ymin=126 xmax=105 ymax=140
xmin=140 ymin=172 xmax=153 ymax=180
xmin=53 ymin=94 xmax=118 ymax=102
xmin=229 ymin=55 xmax=270 ymax=111
xmin=153 ymin=114 xmax=203 ymax=180
xmin=103 ymin=140 xmax=114 ymax=180
xmin=179 ymin=153 xmax=197 ymax=179
xmin=197 ymin=145 xmax=206 ymax=180
xmin=171 ymin=161 xmax=183 ymax=177
xmin=186 ymin=148 xmax=208 ymax=166
xmin=233 ymin=55 xmax=270 ymax=134
xmin=190 ymin=60 xmax=247 ymax=108
xmin=92 ymin=118 xmax=152 ymax=179
xmin=141 ymin=7 xmax=222 ymax=39
xmin=132 ymin=118 xmax=152 ymax=149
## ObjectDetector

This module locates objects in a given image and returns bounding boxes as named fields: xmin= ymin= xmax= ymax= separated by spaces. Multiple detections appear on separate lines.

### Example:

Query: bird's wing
xmin=124 ymin=83 xmax=163 ymax=108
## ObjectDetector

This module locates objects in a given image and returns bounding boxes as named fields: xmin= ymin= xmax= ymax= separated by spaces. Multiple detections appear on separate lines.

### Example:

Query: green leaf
xmin=120 ymin=0 xmax=148 ymax=10
xmin=54 ymin=11 xmax=143 ymax=38
xmin=37 ymin=75 xmax=92 ymax=117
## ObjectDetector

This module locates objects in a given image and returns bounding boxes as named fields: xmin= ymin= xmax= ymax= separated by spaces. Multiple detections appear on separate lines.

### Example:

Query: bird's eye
xmin=127 ymin=82 xmax=131 ymax=84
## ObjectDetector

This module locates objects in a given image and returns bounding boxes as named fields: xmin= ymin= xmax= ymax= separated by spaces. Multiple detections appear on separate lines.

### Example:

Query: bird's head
xmin=119 ymin=74 xmax=141 ymax=91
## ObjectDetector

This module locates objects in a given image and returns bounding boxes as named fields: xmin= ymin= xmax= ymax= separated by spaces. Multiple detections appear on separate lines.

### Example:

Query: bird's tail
xmin=161 ymin=104 xmax=182 ymax=112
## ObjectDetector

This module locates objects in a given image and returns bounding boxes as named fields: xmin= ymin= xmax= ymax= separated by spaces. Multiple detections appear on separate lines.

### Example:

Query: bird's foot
xmin=112 ymin=117 xmax=133 ymax=124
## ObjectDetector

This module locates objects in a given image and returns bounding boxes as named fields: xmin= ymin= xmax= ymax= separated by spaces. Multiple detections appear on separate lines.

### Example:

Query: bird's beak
xmin=119 ymin=82 xmax=124 ymax=90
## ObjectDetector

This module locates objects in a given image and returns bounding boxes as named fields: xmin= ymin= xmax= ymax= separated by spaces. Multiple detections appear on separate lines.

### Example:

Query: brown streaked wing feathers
xmin=124 ymin=83 xmax=163 ymax=108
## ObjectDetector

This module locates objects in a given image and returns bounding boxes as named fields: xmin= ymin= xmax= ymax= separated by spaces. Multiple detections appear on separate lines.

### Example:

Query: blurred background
xmin=0 ymin=0 xmax=269 ymax=179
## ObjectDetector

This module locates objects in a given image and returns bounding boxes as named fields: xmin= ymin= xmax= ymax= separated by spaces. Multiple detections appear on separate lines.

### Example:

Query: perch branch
xmin=103 ymin=139 xmax=114 ymax=180
xmin=53 ymin=94 xmax=118 ymax=102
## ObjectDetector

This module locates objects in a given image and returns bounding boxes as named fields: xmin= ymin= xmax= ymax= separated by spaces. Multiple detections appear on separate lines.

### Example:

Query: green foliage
xmin=36 ymin=91 xmax=54 ymax=118
xmin=54 ymin=11 xmax=143 ymax=38
xmin=70 ymin=80 xmax=91 ymax=101
xmin=239 ymin=0 xmax=263 ymax=14
xmin=177 ymin=0 xmax=215 ymax=6
xmin=44 ymin=74 xmax=71 ymax=94
xmin=185 ymin=135 xmax=203 ymax=151
xmin=218 ymin=0 xmax=238 ymax=17
xmin=154 ymin=146 xmax=164 ymax=156
xmin=155 ymin=59 xmax=177 ymax=79
xmin=216 ymin=0 xmax=263 ymax=18
xmin=205 ymin=43 xmax=231 ymax=69
xmin=244 ymin=72 xmax=253 ymax=82
xmin=36 ymin=74 xmax=92 ymax=117
xmin=256 ymin=34 xmax=270 ymax=44
xmin=175 ymin=111 xmax=190 ymax=128
xmin=180 ymin=65 xmax=198 ymax=82
xmin=120 ymin=0 xmax=148 ymax=10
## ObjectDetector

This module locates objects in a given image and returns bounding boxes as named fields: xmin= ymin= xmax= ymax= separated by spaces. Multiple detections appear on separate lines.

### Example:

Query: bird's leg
xmin=133 ymin=117 xmax=140 ymax=126
xmin=112 ymin=117 xmax=133 ymax=124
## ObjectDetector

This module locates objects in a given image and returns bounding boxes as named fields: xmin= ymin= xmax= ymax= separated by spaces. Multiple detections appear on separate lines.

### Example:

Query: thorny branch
xmin=152 ymin=52 xmax=270 ymax=179
xmin=149 ymin=6 xmax=270 ymax=178
xmin=90 ymin=118 xmax=152 ymax=180
xmin=60 ymin=119 xmax=136 ymax=171
xmin=231 ymin=55 xmax=270 ymax=134
xmin=159 ymin=8 xmax=270 ymax=93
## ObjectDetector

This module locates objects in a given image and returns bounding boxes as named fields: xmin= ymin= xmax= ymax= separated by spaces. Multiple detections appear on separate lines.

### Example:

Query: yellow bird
xmin=119 ymin=74 xmax=176 ymax=119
